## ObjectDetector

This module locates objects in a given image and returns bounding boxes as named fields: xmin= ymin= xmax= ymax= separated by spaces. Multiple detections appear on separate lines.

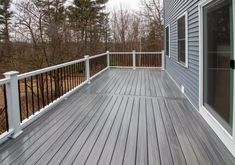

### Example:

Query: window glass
xmin=165 ymin=26 xmax=169 ymax=56
xmin=178 ymin=15 xmax=186 ymax=64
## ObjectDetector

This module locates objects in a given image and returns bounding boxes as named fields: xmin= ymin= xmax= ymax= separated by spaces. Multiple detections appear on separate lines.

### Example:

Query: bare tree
xmin=110 ymin=7 xmax=142 ymax=51
xmin=141 ymin=0 xmax=163 ymax=50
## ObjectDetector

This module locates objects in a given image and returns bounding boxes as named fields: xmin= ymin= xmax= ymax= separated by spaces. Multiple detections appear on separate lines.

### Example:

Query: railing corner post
xmin=132 ymin=50 xmax=136 ymax=70
xmin=162 ymin=50 xmax=165 ymax=70
xmin=106 ymin=51 xmax=110 ymax=69
xmin=84 ymin=55 xmax=91 ymax=84
xmin=4 ymin=71 xmax=23 ymax=138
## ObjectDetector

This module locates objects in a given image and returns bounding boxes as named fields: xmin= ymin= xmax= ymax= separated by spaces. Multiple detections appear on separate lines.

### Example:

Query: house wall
xmin=164 ymin=0 xmax=200 ymax=109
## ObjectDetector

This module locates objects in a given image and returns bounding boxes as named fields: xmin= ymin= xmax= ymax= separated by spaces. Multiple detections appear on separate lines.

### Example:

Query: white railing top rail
xmin=0 ymin=78 xmax=10 ymax=85
xmin=89 ymin=52 xmax=107 ymax=60
xmin=18 ymin=58 xmax=86 ymax=80
xmin=135 ymin=52 xmax=162 ymax=55
xmin=8 ymin=51 xmax=162 ymax=80
xmin=109 ymin=52 xmax=133 ymax=55
xmin=110 ymin=51 xmax=161 ymax=55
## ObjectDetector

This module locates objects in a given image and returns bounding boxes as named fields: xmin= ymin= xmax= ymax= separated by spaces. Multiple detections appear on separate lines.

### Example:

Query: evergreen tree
xmin=0 ymin=0 xmax=12 ymax=57
xmin=0 ymin=0 xmax=12 ymax=42
xmin=68 ymin=0 xmax=109 ymax=53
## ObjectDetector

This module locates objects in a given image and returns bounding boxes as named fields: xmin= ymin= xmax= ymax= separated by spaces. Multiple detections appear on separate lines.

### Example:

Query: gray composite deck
xmin=0 ymin=69 xmax=234 ymax=165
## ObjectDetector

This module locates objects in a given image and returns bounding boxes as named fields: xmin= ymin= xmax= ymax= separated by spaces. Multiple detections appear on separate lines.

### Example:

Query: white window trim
xmin=177 ymin=11 xmax=189 ymax=68
xmin=165 ymin=24 xmax=171 ymax=58
xmin=198 ymin=0 xmax=235 ymax=157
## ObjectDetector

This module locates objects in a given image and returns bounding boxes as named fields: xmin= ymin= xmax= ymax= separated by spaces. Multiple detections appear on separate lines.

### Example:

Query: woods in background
xmin=0 ymin=0 xmax=163 ymax=76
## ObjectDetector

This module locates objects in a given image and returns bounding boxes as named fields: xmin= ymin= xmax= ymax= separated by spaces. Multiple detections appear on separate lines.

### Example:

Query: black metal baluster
xmin=79 ymin=63 xmax=81 ymax=84
xmin=118 ymin=54 xmax=120 ymax=66
xmin=63 ymin=67 xmax=68 ymax=93
xmin=57 ymin=69 xmax=61 ymax=97
xmin=149 ymin=55 xmax=151 ymax=67
xmin=122 ymin=54 xmax=124 ymax=66
xmin=146 ymin=55 xmax=148 ymax=67
xmin=74 ymin=64 xmax=77 ymax=87
xmin=40 ymin=74 xmax=45 ymax=107
xmin=63 ymin=68 xmax=66 ymax=94
xmin=71 ymin=65 xmax=74 ymax=89
xmin=63 ymin=67 xmax=67 ymax=93
xmin=50 ymin=71 xmax=53 ymax=101
xmin=83 ymin=62 xmax=85 ymax=82
xmin=156 ymin=54 xmax=158 ymax=66
xmin=65 ymin=67 xmax=68 ymax=91
xmin=60 ymin=68 xmax=63 ymax=95
xmin=73 ymin=64 xmax=75 ymax=87
xmin=31 ymin=77 xmax=35 ymax=115
xmin=79 ymin=63 xmax=82 ymax=84
xmin=116 ymin=54 xmax=118 ymax=66
xmin=75 ymin=63 xmax=78 ymax=86
xmin=63 ymin=67 xmax=66 ymax=94
xmin=131 ymin=54 xmax=133 ymax=66
xmin=69 ymin=66 xmax=72 ymax=90
xmin=46 ymin=72 xmax=49 ymax=105
xmin=74 ymin=64 xmax=76 ymax=87
xmin=24 ymin=78 xmax=29 ymax=118
xmin=148 ymin=55 xmax=150 ymax=67
xmin=53 ymin=70 xmax=57 ymax=99
xmin=80 ymin=63 xmax=82 ymax=84
xmin=18 ymin=81 xmax=23 ymax=122
xmin=3 ymin=85 xmax=9 ymax=131
xmin=71 ymin=65 xmax=73 ymax=88
xmin=69 ymin=65 xmax=73 ymax=90
xmin=36 ymin=75 xmax=40 ymax=112
xmin=67 ymin=66 xmax=69 ymax=91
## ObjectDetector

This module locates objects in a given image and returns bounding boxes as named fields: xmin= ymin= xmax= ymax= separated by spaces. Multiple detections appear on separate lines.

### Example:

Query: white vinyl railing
xmin=109 ymin=51 xmax=164 ymax=69
xmin=0 ymin=50 xmax=164 ymax=144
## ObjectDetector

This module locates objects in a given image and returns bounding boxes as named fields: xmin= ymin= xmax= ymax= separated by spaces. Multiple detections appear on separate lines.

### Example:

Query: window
xmin=177 ymin=12 xmax=188 ymax=67
xmin=165 ymin=25 xmax=170 ymax=56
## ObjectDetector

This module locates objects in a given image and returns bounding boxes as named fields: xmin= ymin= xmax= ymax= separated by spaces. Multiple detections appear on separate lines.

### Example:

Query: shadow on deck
xmin=0 ymin=69 xmax=234 ymax=165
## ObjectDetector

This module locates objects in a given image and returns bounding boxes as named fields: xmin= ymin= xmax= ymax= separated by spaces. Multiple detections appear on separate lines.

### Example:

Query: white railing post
xmin=84 ymin=55 xmax=91 ymax=84
xmin=106 ymin=51 xmax=110 ymax=69
xmin=162 ymin=50 xmax=165 ymax=70
xmin=4 ymin=71 xmax=23 ymax=138
xmin=133 ymin=50 xmax=136 ymax=70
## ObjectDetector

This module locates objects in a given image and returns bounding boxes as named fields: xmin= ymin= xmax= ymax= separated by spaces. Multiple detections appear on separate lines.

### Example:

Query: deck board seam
xmin=0 ymin=93 xmax=91 ymax=153
xmin=145 ymin=98 xmax=149 ymax=165
xmin=106 ymin=97 xmax=129 ymax=165
xmin=83 ymin=96 xmax=123 ymax=164
xmin=16 ymin=95 xmax=107 ymax=165
xmin=37 ymin=96 xmax=113 ymax=164
xmin=156 ymin=99 xmax=175 ymax=164
xmin=121 ymin=98 xmax=135 ymax=165
xmin=163 ymin=99 xmax=200 ymax=165
xmin=84 ymin=96 xmax=125 ymax=165
xmin=150 ymin=99 xmax=162 ymax=165
xmin=0 ymin=94 xmax=98 ymax=164
xmin=71 ymin=96 xmax=118 ymax=164
xmin=58 ymin=96 xmax=113 ymax=164
xmin=96 ymin=96 xmax=128 ymax=165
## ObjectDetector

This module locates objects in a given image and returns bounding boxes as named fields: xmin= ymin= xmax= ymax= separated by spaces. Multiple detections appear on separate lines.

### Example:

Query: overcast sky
xmin=106 ymin=0 xmax=141 ymax=11
xmin=11 ymin=0 xmax=141 ymax=12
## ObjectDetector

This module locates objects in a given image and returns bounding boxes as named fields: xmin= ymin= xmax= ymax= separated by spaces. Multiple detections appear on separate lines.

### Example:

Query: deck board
xmin=0 ymin=69 xmax=234 ymax=165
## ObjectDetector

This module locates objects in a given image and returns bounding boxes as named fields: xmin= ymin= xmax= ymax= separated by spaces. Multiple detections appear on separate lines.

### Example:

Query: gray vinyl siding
xmin=164 ymin=0 xmax=200 ymax=109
